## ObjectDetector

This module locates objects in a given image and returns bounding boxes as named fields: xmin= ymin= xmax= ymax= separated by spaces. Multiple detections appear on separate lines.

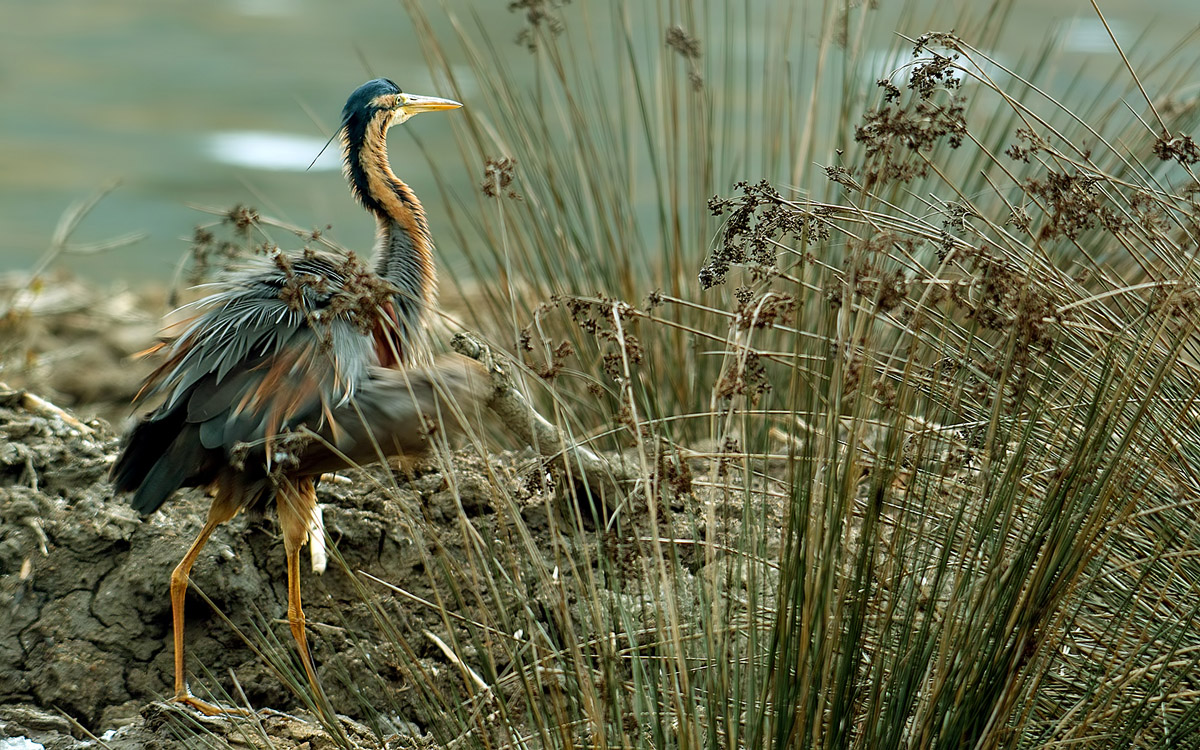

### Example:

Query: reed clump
xmin=175 ymin=1 xmax=1200 ymax=747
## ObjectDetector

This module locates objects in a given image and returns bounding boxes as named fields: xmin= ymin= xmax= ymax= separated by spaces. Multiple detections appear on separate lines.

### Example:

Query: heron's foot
xmin=170 ymin=691 xmax=250 ymax=716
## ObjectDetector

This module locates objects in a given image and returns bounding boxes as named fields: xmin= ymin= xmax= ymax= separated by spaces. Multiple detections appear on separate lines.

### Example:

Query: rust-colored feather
xmin=371 ymin=299 xmax=403 ymax=368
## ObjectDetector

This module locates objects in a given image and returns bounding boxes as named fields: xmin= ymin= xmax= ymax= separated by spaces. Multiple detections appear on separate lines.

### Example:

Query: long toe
xmin=171 ymin=691 xmax=251 ymax=716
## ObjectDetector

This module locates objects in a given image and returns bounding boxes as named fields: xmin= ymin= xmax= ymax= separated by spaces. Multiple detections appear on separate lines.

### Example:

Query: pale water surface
xmin=1 ymin=0 xmax=1198 ymax=282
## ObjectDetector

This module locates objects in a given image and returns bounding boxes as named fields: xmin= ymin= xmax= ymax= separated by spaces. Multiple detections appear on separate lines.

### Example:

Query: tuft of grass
xmin=187 ymin=0 xmax=1200 ymax=746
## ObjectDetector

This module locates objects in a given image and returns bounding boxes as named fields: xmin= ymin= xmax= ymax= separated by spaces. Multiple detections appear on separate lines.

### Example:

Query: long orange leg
xmin=169 ymin=492 xmax=244 ymax=715
xmin=276 ymin=477 xmax=326 ymax=704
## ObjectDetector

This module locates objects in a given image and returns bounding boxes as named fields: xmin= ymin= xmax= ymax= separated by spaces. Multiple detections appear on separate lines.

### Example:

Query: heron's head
xmin=340 ymin=78 xmax=461 ymax=143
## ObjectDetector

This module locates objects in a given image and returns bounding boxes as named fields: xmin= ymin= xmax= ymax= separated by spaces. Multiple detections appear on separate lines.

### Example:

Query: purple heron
xmin=111 ymin=79 xmax=486 ymax=714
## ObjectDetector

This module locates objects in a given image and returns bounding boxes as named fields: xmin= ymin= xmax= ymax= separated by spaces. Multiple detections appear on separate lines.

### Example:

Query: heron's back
xmin=111 ymin=252 xmax=437 ymax=515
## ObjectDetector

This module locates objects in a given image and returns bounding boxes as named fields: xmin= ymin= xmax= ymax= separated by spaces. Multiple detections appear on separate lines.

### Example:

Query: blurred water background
xmin=1 ymin=0 xmax=1198 ymax=283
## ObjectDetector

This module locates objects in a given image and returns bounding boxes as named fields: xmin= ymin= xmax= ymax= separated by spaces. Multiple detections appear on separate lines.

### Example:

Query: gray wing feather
xmin=115 ymin=251 xmax=390 ymax=513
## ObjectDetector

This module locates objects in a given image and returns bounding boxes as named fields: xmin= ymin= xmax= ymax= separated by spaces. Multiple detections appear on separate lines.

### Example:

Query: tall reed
xmin=179 ymin=1 xmax=1200 ymax=746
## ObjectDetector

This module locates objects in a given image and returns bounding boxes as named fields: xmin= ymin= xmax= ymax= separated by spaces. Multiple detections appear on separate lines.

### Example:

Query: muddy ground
xmin=0 ymin=382 xmax=553 ymax=747
xmin=0 ymin=272 xmax=163 ymax=428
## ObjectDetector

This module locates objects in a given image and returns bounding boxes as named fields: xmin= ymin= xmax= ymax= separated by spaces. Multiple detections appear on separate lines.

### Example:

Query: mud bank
xmin=0 ymin=387 xmax=541 ymax=748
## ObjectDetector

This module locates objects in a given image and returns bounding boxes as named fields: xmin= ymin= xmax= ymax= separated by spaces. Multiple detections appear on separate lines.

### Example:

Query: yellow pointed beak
xmin=400 ymin=93 xmax=463 ymax=115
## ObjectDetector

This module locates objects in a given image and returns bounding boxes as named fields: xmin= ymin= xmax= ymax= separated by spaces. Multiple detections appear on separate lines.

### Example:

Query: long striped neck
xmin=341 ymin=118 xmax=436 ymax=339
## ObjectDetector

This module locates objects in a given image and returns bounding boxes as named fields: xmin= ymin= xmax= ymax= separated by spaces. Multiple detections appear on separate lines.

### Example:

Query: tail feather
xmin=128 ymin=441 xmax=193 ymax=515
xmin=110 ymin=402 xmax=186 ymax=495
xmin=111 ymin=400 xmax=213 ymax=516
